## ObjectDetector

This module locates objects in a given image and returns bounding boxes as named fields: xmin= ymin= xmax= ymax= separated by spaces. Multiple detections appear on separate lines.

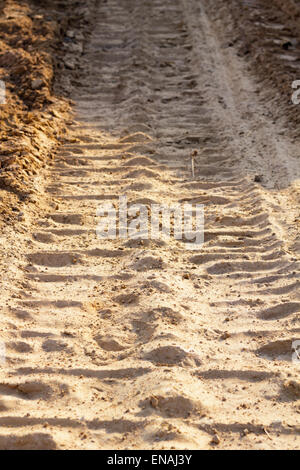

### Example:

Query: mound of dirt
xmin=206 ymin=0 xmax=300 ymax=134
xmin=144 ymin=393 xmax=207 ymax=419
xmin=0 ymin=0 xmax=97 ymax=220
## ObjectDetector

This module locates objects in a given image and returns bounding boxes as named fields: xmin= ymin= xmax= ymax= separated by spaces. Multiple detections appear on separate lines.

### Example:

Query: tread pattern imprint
xmin=0 ymin=0 xmax=299 ymax=450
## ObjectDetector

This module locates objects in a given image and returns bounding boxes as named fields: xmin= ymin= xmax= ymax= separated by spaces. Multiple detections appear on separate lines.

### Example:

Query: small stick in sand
xmin=191 ymin=149 xmax=197 ymax=178
xmin=263 ymin=427 xmax=272 ymax=440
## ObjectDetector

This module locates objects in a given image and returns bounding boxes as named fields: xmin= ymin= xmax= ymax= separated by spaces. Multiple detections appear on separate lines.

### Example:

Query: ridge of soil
xmin=206 ymin=0 xmax=300 ymax=133
xmin=0 ymin=0 xmax=97 ymax=221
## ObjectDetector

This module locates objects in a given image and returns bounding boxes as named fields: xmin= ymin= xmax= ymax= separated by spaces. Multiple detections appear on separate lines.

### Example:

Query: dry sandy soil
xmin=0 ymin=0 xmax=299 ymax=450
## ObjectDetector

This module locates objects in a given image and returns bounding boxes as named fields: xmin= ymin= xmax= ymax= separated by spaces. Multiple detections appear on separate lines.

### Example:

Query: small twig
xmin=191 ymin=149 xmax=197 ymax=177
xmin=263 ymin=427 xmax=272 ymax=440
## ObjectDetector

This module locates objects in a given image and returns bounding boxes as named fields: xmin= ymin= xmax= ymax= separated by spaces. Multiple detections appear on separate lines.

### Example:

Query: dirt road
xmin=0 ymin=0 xmax=299 ymax=450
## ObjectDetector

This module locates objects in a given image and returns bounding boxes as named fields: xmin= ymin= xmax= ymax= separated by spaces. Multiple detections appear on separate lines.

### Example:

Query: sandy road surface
xmin=0 ymin=0 xmax=299 ymax=450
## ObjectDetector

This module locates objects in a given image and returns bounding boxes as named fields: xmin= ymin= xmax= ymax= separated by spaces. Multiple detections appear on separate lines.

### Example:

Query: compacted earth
xmin=0 ymin=0 xmax=299 ymax=450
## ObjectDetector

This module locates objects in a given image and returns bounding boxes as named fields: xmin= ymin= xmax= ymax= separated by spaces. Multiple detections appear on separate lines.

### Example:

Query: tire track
xmin=0 ymin=0 xmax=298 ymax=450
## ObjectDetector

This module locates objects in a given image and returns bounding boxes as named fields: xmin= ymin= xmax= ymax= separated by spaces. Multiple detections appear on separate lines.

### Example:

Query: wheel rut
xmin=0 ymin=0 xmax=298 ymax=450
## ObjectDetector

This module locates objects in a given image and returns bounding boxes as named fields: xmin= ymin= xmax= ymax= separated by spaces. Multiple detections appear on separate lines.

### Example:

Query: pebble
xmin=31 ymin=78 xmax=44 ymax=90
xmin=211 ymin=434 xmax=220 ymax=445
